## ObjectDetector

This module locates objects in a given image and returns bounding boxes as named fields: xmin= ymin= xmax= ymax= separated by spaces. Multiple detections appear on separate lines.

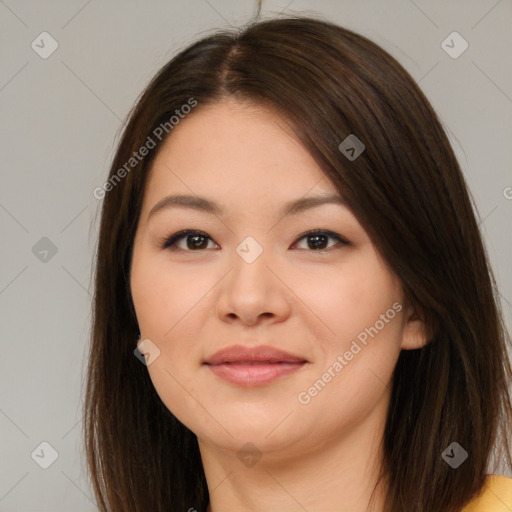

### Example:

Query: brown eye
xmin=293 ymin=230 xmax=349 ymax=251
xmin=161 ymin=230 xmax=219 ymax=251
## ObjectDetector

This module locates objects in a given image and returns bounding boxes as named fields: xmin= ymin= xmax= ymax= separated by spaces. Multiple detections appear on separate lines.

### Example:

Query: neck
xmin=200 ymin=389 xmax=390 ymax=512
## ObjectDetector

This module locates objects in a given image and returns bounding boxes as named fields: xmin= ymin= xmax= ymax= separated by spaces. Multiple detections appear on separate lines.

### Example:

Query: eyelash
xmin=159 ymin=229 xmax=350 ymax=253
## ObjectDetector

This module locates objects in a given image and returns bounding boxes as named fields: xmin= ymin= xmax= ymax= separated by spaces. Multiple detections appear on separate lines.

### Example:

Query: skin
xmin=129 ymin=98 xmax=427 ymax=512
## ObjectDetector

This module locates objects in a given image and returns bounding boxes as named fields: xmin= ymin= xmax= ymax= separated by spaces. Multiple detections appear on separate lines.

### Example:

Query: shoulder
xmin=464 ymin=474 xmax=512 ymax=512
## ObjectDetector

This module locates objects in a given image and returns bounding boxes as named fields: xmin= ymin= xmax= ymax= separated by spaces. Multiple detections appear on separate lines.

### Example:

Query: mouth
xmin=203 ymin=345 xmax=308 ymax=387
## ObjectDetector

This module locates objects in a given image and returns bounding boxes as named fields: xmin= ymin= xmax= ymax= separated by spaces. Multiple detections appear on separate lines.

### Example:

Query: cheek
xmin=294 ymin=315 xmax=402 ymax=439
xmin=292 ymin=250 xmax=403 ymax=352
xmin=130 ymin=253 xmax=211 ymax=422
xmin=131 ymin=249 xmax=213 ymax=340
xmin=292 ymin=254 xmax=404 ymax=420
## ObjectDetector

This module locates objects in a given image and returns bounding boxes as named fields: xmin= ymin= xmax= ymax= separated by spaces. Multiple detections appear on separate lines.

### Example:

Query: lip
xmin=204 ymin=344 xmax=307 ymax=365
xmin=203 ymin=345 xmax=308 ymax=387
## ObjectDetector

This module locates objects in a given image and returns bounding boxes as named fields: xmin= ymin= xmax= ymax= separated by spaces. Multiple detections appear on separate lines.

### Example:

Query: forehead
xmin=141 ymin=99 xmax=340 ymax=214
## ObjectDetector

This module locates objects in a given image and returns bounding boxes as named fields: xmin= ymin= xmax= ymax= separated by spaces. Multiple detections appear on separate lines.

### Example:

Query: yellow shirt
xmin=464 ymin=475 xmax=512 ymax=511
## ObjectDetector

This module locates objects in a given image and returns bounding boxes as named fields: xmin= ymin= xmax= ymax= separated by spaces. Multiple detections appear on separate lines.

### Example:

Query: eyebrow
xmin=147 ymin=192 xmax=347 ymax=220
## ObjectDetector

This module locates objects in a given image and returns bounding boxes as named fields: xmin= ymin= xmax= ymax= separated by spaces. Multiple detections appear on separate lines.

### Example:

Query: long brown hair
xmin=84 ymin=13 xmax=512 ymax=512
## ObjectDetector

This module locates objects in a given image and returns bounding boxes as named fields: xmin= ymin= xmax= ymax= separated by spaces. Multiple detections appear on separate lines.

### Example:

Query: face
xmin=129 ymin=98 xmax=425 ymax=459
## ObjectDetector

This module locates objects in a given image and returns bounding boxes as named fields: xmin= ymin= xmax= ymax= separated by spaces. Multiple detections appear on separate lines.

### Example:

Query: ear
xmin=400 ymin=308 xmax=430 ymax=350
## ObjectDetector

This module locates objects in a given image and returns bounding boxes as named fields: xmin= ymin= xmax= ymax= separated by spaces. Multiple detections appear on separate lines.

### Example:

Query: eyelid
xmin=158 ymin=229 xmax=217 ymax=250
xmin=293 ymin=229 xmax=350 ymax=247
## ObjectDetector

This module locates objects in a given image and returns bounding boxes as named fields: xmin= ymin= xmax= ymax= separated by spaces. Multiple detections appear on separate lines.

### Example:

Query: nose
xmin=215 ymin=244 xmax=292 ymax=327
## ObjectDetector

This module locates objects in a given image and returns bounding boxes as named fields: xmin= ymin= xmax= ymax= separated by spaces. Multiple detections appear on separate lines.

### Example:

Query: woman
xmin=84 ymin=14 xmax=512 ymax=512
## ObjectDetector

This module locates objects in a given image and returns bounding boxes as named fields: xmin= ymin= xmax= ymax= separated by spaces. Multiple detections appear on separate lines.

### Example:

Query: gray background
xmin=1 ymin=0 xmax=511 ymax=510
